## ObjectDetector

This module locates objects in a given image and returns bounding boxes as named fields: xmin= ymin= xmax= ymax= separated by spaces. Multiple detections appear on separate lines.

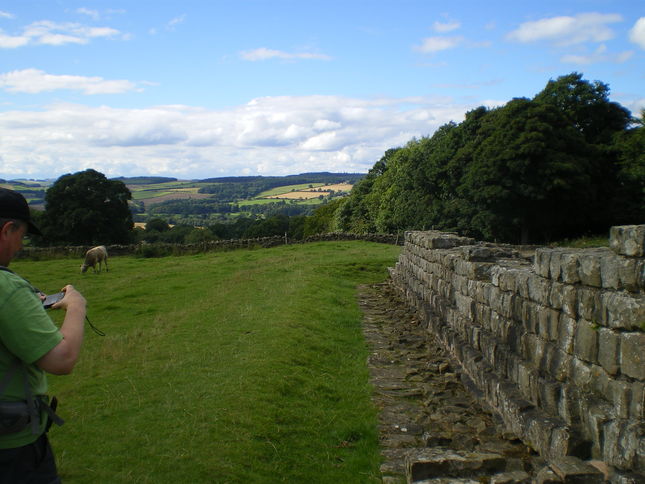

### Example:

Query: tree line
xmin=329 ymin=73 xmax=643 ymax=244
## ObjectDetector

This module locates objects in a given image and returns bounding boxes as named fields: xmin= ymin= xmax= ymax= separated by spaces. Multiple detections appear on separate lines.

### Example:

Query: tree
xmin=460 ymin=98 xmax=597 ymax=243
xmin=533 ymin=72 xmax=631 ymax=145
xmin=41 ymin=169 xmax=133 ymax=245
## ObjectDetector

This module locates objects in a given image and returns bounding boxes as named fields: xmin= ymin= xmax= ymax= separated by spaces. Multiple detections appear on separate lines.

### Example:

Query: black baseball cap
xmin=0 ymin=187 xmax=43 ymax=236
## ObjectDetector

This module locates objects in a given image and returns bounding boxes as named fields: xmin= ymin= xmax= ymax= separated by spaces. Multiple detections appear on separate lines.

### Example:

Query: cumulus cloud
xmin=0 ymin=19 xmax=122 ymax=48
xmin=0 ymin=96 xmax=478 ymax=179
xmin=630 ymin=17 xmax=645 ymax=49
xmin=240 ymin=47 xmax=331 ymax=61
xmin=507 ymin=12 xmax=622 ymax=46
xmin=0 ymin=69 xmax=140 ymax=94
xmin=414 ymin=36 xmax=463 ymax=53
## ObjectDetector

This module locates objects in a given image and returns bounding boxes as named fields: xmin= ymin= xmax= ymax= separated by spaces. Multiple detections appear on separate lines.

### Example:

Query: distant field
xmin=260 ymin=183 xmax=353 ymax=200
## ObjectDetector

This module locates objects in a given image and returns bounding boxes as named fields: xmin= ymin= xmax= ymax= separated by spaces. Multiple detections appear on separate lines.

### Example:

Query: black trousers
xmin=0 ymin=433 xmax=60 ymax=484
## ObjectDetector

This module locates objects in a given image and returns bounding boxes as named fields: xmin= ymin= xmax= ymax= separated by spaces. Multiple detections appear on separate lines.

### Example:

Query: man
xmin=0 ymin=188 xmax=86 ymax=483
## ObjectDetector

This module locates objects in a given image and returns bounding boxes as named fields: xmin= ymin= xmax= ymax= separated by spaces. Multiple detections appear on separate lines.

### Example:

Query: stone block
xmin=597 ymin=328 xmax=621 ymax=375
xmin=609 ymin=378 xmax=632 ymax=419
xmin=549 ymin=249 xmax=564 ymax=282
xmin=557 ymin=286 xmax=576 ymax=320
xmin=549 ymin=281 xmax=565 ymax=310
xmin=538 ymin=380 xmax=561 ymax=415
xmin=557 ymin=314 xmax=577 ymax=354
xmin=578 ymin=250 xmax=605 ymax=288
xmin=535 ymin=466 xmax=562 ymax=484
xmin=558 ymin=384 xmax=580 ymax=425
xmin=570 ymin=357 xmax=593 ymax=392
xmin=610 ymin=224 xmax=645 ymax=257
xmin=576 ymin=287 xmax=603 ymax=325
xmin=535 ymin=248 xmax=552 ymax=278
xmin=630 ymin=381 xmax=643 ymax=419
xmin=573 ymin=319 xmax=599 ymax=364
xmin=602 ymin=292 xmax=645 ymax=331
xmin=599 ymin=251 xmax=621 ymax=290
xmin=490 ymin=470 xmax=531 ymax=483
xmin=528 ymin=274 xmax=551 ymax=306
xmin=549 ymin=456 xmax=605 ymax=483
xmin=621 ymin=332 xmax=645 ymax=380
xmin=538 ymin=307 xmax=560 ymax=341
xmin=601 ymin=420 xmax=641 ymax=470
xmin=404 ymin=448 xmax=506 ymax=481
xmin=560 ymin=251 xmax=581 ymax=284
xmin=618 ymin=258 xmax=644 ymax=293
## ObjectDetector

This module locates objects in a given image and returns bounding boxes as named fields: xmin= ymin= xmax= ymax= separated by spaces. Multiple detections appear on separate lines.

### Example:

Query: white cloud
xmin=0 ymin=11 xmax=14 ymax=19
xmin=76 ymin=8 xmax=100 ymax=20
xmin=0 ymin=20 xmax=122 ymax=48
xmin=240 ymin=47 xmax=331 ymax=61
xmin=414 ymin=36 xmax=463 ymax=53
xmin=0 ymin=96 xmax=479 ymax=179
xmin=507 ymin=12 xmax=622 ymax=46
xmin=167 ymin=14 xmax=186 ymax=30
xmin=433 ymin=21 xmax=460 ymax=33
xmin=0 ymin=69 xmax=140 ymax=94
xmin=560 ymin=44 xmax=634 ymax=65
xmin=629 ymin=17 xmax=645 ymax=49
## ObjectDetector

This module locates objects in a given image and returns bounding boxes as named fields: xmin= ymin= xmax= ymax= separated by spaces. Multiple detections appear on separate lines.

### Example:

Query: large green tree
xmin=40 ymin=169 xmax=133 ymax=245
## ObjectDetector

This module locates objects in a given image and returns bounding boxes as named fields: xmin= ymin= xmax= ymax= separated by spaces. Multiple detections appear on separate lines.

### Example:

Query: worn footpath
xmin=359 ymin=281 xmax=551 ymax=484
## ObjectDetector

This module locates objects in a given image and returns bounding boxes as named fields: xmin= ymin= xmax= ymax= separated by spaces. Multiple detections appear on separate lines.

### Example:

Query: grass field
xmin=13 ymin=241 xmax=401 ymax=483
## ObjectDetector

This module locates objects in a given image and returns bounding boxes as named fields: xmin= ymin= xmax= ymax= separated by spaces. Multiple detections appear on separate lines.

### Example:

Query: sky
xmin=0 ymin=0 xmax=643 ymax=181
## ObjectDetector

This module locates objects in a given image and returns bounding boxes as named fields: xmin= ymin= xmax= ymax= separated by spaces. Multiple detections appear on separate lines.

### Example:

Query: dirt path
xmin=358 ymin=282 xmax=543 ymax=483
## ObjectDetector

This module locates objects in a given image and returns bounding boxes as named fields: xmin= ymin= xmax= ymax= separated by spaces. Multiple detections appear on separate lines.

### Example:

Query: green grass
xmin=550 ymin=234 xmax=609 ymax=248
xmin=12 ymin=241 xmax=401 ymax=483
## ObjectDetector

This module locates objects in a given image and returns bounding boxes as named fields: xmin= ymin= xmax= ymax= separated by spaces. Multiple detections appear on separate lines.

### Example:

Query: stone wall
xmin=16 ymin=232 xmax=401 ymax=260
xmin=388 ymin=225 xmax=644 ymax=480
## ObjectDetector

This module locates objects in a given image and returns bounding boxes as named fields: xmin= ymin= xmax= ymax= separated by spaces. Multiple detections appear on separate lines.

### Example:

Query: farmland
xmin=2 ymin=172 xmax=363 ymax=226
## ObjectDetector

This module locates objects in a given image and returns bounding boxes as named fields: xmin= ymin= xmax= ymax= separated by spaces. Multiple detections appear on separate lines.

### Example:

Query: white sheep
xmin=81 ymin=245 xmax=109 ymax=274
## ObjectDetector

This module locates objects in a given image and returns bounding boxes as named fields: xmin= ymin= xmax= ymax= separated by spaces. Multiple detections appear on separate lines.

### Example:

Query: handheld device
xmin=42 ymin=291 xmax=65 ymax=309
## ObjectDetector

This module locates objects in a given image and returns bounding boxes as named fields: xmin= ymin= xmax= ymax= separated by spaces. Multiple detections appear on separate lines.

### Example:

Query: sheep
xmin=81 ymin=245 xmax=109 ymax=274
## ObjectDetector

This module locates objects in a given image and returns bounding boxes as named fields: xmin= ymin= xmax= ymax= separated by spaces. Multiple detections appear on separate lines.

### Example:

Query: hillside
xmin=2 ymin=172 xmax=364 ymax=224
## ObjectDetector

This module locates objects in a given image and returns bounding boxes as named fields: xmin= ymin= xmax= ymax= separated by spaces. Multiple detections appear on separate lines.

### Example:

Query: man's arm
xmin=36 ymin=285 xmax=86 ymax=375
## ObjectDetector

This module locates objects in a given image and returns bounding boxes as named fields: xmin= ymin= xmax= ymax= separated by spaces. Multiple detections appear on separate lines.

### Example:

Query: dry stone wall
xmin=389 ymin=225 xmax=644 ymax=480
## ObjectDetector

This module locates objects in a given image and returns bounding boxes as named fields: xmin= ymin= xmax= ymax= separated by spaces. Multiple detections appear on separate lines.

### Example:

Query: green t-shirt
xmin=0 ymin=269 xmax=63 ymax=449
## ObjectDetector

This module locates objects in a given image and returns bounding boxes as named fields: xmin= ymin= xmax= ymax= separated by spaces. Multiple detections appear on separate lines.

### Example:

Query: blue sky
xmin=0 ymin=0 xmax=643 ymax=180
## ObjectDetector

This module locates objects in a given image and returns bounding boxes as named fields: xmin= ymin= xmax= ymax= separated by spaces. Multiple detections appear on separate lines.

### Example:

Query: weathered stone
xmin=630 ymin=381 xmax=643 ymax=419
xmin=602 ymin=292 xmax=645 ymax=331
xmin=560 ymin=252 xmax=580 ymax=285
xmin=557 ymin=314 xmax=576 ymax=354
xmin=610 ymin=225 xmax=645 ymax=257
xmin=535 ymin=465 xmax=562 ymax=483
xmin=576 ymin=287 xmax=603 ymax=326
xmin=618 ymin=258 xmax=644 ymax=293
xmin=621 ymin=332 xmax=645 ymax=380
xmin=490 ymin=470 xmax=531 ymax=483
xmin=597 ymin=327 xmax=621 ymax=375
xmin=549 ymin=456 xmax=604 ymax=483
xmin=573 ymin=319 xmax=599 ymax=364
xmin=535 ymin=249 xmax=552 ymax=278
xmin=600 ymin=251 xmax=621 ymax=290
xmin=405 ymin=448 xmax=506 ymax=481
xmin=528 ymin=274 xmax=551 ymax=306
xmin=578 ymin=250 xmax=605 ymax=288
